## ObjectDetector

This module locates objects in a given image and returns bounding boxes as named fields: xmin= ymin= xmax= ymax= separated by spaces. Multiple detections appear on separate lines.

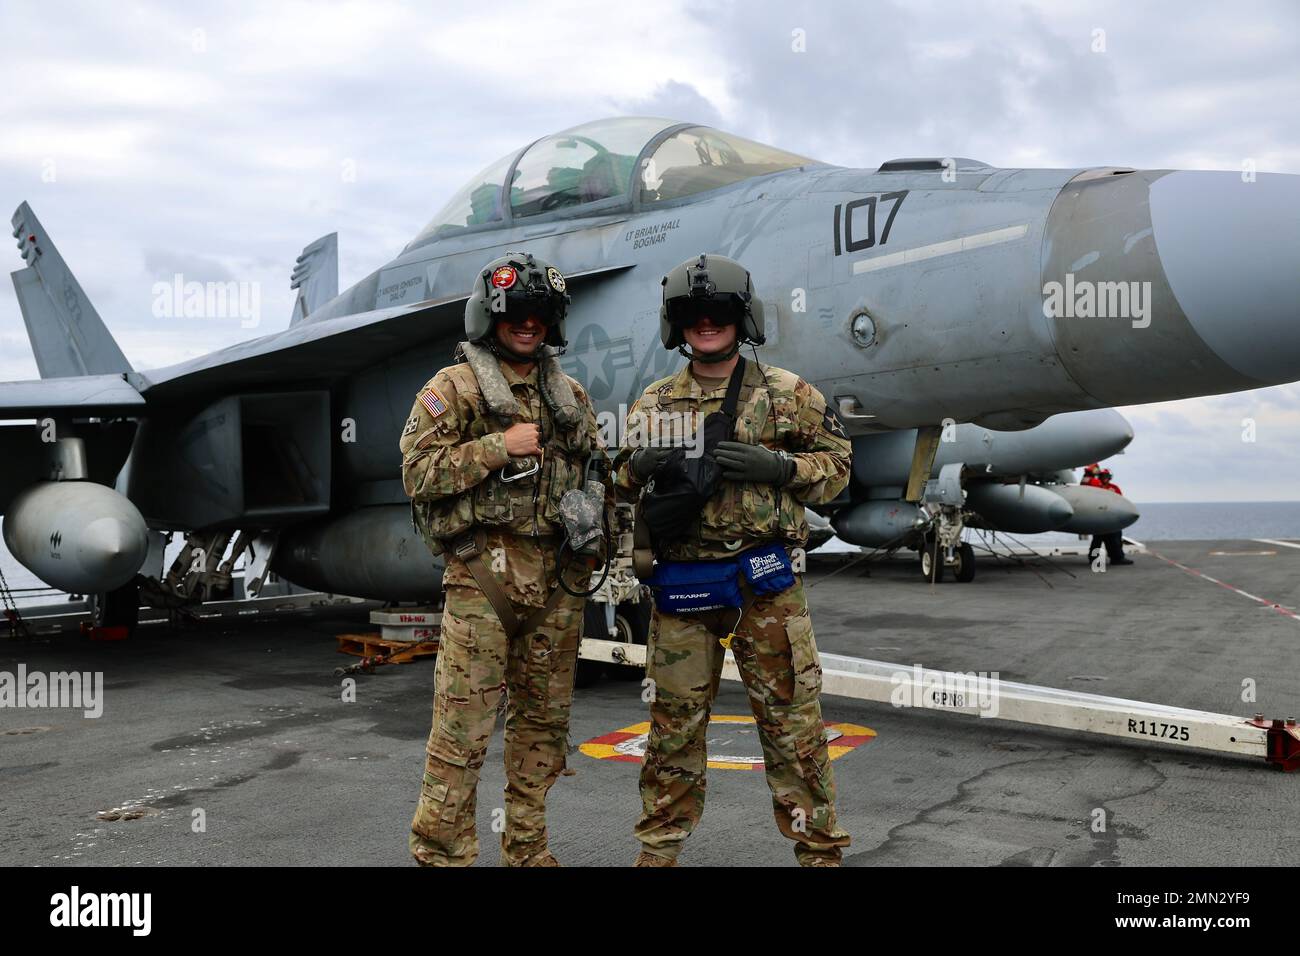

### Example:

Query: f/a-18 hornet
xmin=3 ymin=116 xmax=1297 ymax=628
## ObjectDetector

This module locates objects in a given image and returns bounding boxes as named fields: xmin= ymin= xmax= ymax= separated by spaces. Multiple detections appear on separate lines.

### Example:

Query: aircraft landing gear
xmin=918 ymin=463 xmax=975 ymax=583
xmin=952 ymin=542 xmax=976 ymax=582
xmin=920 ymin=534 xmax=945 ymax=582
xmin=919 ymin=534 xmax=977 ymax=583
xmin=92 ymin=576 xmax=141 ymax=634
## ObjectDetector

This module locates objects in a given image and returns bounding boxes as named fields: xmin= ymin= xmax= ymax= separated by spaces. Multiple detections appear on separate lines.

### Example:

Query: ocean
xmin=1122 ymin=501 xmax=1300 ymax=542
xmin=4 ymin=501 xmax=1300 ymax=607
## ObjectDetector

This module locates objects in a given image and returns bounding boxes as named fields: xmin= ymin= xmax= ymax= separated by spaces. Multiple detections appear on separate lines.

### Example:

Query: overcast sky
xmin=1 ymin=0 xmax=1297 ymax=502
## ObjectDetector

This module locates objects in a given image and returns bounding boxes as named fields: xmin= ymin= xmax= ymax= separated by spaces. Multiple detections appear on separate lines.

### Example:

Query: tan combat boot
xmin=503 ymin=847 xmax=561 ymax=867
xmin=634 ymin=849 xmax=677 ymax=867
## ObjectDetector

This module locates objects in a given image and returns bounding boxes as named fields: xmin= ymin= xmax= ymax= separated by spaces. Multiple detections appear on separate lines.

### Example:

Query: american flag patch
xmin=419 ymin=387 xmax=449 ymax=418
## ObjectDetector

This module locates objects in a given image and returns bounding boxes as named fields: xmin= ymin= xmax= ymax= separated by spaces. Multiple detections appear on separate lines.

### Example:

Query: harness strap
xmin=720 ymin=355 xmax=747 ymax=419
xmin=451 ymin=531 xmax=573 ymax=638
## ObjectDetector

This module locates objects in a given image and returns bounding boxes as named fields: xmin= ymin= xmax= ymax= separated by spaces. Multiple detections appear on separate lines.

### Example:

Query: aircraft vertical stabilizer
xmin=288 ymin=233 xmax=338 ymax=325
xmin=9 ymin=202 xmax=131 ymax=378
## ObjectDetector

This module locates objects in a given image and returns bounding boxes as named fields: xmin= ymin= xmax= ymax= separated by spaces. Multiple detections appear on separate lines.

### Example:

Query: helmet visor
xmin=665 ymin=293 xmax=746 ymax=330
xmin=494 ymin=281 xmax=565 ymax=326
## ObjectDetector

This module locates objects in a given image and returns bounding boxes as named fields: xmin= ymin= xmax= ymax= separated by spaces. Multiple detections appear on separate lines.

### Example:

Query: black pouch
xmin=639 ymin=357 xmax=746 ymax=544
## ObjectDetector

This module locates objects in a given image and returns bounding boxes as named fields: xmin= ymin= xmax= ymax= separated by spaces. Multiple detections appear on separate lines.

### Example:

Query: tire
xmin=94 ymin=577 xmax=140 ymax=632
xmin=607 ymin=594 xmax=652 ymax=681
xmin=919 ymin=538 xmax=945 ymax=583
xmin=575 ymin=601 xmax=608 ymax=689
xmin=953 ymin=542 xmax=976 ymax=582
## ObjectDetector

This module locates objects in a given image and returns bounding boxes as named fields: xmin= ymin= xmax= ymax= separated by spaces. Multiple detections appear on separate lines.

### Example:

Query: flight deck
xmin=2 ymin=539 xmax=1297 ymax=867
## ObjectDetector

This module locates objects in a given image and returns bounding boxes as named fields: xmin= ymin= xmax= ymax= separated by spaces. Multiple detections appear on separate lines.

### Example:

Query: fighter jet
xmin=3 ymin=116 xmax=1296 ymax=628
xmin=832 ymin=408 xmax=1139 ymax=580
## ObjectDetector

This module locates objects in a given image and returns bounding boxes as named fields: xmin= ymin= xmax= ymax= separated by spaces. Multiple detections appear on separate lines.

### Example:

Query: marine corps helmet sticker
xmin=546 ymin=267 xmax=566 ymax=293
xmin=491 ymin=266 xmax=517 ymax=289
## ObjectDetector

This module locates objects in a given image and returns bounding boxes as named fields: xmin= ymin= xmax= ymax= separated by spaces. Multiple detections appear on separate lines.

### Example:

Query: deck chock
xmin=332 ymin=607 xmax=442 ymax=674
xmin=80 ymin=622 xmax=129 ymax=641
xmin=1248 ymin=715 xmax=1300 ymax=772
xmin=335 ymin=632 xmax=438 ymax=660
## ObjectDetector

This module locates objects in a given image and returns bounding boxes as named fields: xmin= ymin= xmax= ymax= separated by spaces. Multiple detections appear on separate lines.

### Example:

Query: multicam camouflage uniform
xmin=401 ymin=345 xmax=598 ymax=867
xmin=615 ymin=358 xmax=853 ymax=864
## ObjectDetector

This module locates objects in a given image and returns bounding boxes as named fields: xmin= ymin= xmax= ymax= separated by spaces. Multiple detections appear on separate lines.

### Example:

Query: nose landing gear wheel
xmin=953 ymin=542 xmax=976 ymax=582
xmin=919 ymin=536 xmax=944 ymax=582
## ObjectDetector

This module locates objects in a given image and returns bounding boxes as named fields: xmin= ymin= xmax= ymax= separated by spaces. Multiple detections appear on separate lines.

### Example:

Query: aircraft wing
xmin=136 ymin=295 xmax=464 ymax=400
xmin=135 ymin=263 xmax=633 ymax=402
xmin=0 ymin=373 xmax=146 ymax=419
xmin=0 ymin=299 xmax=443 ymax=418
xmin=8 ymin=198 xmax=635 ymax=412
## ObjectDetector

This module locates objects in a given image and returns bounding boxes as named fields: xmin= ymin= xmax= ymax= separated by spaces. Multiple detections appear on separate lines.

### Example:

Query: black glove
xmin=713 ymin=441 xmax=795 ymax=486
xmin=631 ymin=446 xmax=672 ymax=481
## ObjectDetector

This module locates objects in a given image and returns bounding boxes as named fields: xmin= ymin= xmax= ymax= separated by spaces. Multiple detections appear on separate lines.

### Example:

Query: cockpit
xmin=409 ymin=117 xmax=818 ymax=248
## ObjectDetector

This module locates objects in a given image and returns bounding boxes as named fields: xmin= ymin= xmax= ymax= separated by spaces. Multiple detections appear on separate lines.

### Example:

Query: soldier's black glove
xmin=713 ymin=441 xmax=796 ymax=486
xmin=631 ymin=446 xmax=672 ymax=481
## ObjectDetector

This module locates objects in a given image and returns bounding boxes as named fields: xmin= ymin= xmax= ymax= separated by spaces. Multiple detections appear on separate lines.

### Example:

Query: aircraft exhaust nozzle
xmin=2 ymin=481 xmax=149 ymax=594
xmin=1043 ymin=484 xmax=1139 ymax=535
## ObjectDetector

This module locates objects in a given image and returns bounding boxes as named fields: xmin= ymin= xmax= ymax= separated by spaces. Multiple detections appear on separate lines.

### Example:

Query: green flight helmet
xmin=464 ymin=251 xmax=570 ymax=349
xmin=659 ymin=253 xmax=765 ymax=356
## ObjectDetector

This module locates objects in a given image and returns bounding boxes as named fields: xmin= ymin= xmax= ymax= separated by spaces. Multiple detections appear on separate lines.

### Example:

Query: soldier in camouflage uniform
xmin=615 ymin=254 xmax=853 ymax=866
xmin=401 ymin=252 xmax=602 ymax=867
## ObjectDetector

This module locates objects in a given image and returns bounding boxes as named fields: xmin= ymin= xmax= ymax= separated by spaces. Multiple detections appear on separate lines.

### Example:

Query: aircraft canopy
xmin=411 ymin=117 xmax=816 ymax=246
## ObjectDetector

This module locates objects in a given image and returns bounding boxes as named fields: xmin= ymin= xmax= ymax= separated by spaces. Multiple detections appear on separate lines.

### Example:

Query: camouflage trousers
xmin=634 ymin=578 xmax=851 ymax=864
xmin=410 ymin=584 xmax=582 ymax=866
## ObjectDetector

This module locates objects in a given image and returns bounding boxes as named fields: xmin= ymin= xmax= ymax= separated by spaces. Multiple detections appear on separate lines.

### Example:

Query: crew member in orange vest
xmin=1082 ymin=464 xmax=1132 ymax=565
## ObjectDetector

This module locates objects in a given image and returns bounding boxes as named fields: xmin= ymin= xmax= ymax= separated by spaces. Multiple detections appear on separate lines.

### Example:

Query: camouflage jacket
xmin=400 ymin=346 xmax=600 ymax=607
xmin=614 ymin=359 xmax=851 ymax=561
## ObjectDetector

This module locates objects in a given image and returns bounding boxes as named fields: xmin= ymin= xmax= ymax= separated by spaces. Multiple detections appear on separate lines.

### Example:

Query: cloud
xmin=1 ymin=0 xmax=1298 ymax=501
xmin=616 ymin=80 xmax=725 ymax=128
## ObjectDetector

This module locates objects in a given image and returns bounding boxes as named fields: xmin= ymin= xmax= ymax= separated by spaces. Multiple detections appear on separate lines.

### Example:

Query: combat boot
xmin=634 ymin=849 xmax=677 ymax=867
xmin=796 ymin=846 xmax=842 ymax=867
xmin=503 ymin=846 xmax=561 ymax=867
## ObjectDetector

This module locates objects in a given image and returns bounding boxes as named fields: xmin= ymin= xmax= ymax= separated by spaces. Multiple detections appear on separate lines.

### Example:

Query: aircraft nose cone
xmin=1111 ymin=496 xmax=1139 ymax=529
xmin=1046 ymin=493 xmax=1074 ymax=527
xmin=82 ymin=516 xmax=148 ymax=589
xmin=1150 ymin=170 xmax=1300 ymax=384
xmin=1079 ymin=407 xmax=1134 ymax=459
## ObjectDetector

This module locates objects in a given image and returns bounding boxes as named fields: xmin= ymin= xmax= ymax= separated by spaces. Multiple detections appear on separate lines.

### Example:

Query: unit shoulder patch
xmin=823 ymin=407 xmax=848 ymax=439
